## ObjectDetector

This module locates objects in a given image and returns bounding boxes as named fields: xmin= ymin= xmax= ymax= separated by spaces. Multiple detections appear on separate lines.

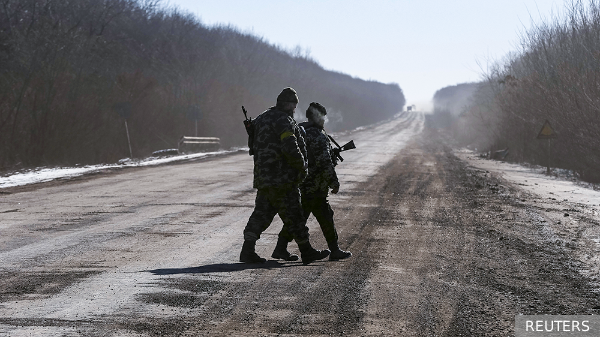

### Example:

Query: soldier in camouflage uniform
xmin=273 ymin=102 xmax=352 ymax=261
xmin=240 ymin=88 xmax=330 ymax=264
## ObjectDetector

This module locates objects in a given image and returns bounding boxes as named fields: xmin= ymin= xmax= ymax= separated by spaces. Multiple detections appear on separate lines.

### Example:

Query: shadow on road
xmin=146 ymin=260 xmax=296 ymax=275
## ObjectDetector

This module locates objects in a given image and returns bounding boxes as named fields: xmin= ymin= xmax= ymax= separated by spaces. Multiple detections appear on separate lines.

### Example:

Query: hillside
xmin=0 ymin=0 xmax=405 ymax=170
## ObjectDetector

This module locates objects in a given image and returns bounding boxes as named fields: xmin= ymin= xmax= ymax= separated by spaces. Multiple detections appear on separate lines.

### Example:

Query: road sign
xmin=536 ymin=120 xmax=556 ymax=139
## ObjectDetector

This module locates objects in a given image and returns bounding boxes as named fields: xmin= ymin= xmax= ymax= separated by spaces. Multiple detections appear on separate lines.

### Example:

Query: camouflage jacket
xmin=251 ymin=106 xmax=308 ymax=189
xmin=299 ymin=121 xmax=339 ymax=196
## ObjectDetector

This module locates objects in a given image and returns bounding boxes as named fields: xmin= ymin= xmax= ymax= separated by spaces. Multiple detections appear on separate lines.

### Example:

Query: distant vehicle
xmin=406 ymin=105 xmax=416 ymax=111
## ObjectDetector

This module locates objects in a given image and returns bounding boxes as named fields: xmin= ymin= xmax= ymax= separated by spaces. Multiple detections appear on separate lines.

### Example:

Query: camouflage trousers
xmin=279 ymin=193 xmax=338 ymax=245
xmin=244 ymin=186 xmax=310 ymax=244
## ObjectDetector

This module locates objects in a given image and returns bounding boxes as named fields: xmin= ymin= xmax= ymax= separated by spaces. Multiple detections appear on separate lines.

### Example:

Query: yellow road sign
xmin=537 ymin=120 xmax=556 ymax=139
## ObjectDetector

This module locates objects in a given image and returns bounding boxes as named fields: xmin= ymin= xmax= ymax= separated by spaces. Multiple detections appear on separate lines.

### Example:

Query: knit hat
xmin=308 ymin=102 xmax=327 ymax=115
xmin=276 ymin=87 xmax=299 ymax=103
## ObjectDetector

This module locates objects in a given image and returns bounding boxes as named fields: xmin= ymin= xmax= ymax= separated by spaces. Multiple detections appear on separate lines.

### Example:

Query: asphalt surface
xmin=1 ymin=111 xmax=599 ymax=336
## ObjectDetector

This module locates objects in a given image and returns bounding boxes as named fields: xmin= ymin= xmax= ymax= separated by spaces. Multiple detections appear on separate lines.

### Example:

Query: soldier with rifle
xmin=272 ymin=102 xmax=354 ymax=261
xmin=239 ymin=88 xmax=330 ymax=264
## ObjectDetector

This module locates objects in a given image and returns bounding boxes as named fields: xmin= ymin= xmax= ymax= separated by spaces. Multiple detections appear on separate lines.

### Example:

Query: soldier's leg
xmin=276 ymin=192 xmax=311 ymax=243
xmin=271 ymin=189 xmax=310 ymax=262
xmin=308 ymin=195 xmax=338 ymax=244
xmin=276 ymin=221 xmax=295 ymax=243
xmin=310 ymin=195 xmax=351 ymax=261
xmin=244 ymin=189 xmax=278 ymax=242
xmin=241 ymin=189 xmax=278 ymax=263
xmin=272 ymin=187 xmax=329 ymax=264
xmin=272 ymin=216 xmax=299 ymax=262
xmin=270 ymin=187 xmax=309 ymax=243
xmin=271 ymin=232 xmax=299 ymax=261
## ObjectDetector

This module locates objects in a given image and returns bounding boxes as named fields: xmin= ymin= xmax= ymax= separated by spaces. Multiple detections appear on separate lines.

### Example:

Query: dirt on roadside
xmin=351 ymin=127 xmax=600 ymax=336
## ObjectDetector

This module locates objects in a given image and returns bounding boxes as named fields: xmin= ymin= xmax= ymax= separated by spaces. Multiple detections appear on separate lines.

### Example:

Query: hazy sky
xmin=164 ymin=0 xmax=563 ymax=110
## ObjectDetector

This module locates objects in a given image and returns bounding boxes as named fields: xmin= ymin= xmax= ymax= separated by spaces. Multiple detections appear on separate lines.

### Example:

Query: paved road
xmin=1 ymin=111 xmax=598 ymax=336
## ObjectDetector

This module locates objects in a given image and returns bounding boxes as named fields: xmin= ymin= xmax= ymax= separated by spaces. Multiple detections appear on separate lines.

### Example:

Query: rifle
xmin=327 ymin=134 xmax=356 ymax=165
xmin=242 ymin=106 xmax=254 ymax=155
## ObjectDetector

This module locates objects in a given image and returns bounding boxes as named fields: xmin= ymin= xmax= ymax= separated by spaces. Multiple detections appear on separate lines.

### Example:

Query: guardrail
xmin=178 ymin=136 xmax=220 ymax=153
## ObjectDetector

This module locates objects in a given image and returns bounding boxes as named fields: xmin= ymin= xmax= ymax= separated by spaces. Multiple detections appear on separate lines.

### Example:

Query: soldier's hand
xmin=331 ymin=184 xmax=339 ymax=194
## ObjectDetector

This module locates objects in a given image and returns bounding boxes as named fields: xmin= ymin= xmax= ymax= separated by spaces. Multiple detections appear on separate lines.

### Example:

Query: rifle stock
xmin=242 ymin=106 xmax=254 ymax=156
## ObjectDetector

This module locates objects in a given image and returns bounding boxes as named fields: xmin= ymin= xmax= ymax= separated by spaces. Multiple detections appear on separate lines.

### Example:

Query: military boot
xmin=271 ymin=236 xmax=299 ymax=261
xmin=328 ymin=241 xmax=352 ymax=261
xmin=298 ymin=241 xmax=330 ymax=265
xmin=239 ymin=240 xmax=266 ymax=263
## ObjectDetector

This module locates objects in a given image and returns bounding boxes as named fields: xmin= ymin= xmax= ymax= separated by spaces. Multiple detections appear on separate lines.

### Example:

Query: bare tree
xmin=0 ymin=0 xmax=406 ymax=171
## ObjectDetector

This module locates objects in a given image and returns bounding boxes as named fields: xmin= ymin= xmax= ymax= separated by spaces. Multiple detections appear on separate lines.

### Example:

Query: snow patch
xmin=456 ymin=149 xmax=600 ymax=211
xmin=0 ymin=149 xmax=244 ymax=189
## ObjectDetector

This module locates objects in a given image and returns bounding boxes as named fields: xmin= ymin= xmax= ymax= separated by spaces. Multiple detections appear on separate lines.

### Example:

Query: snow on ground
xmin=3 ymin=146 xmax=599 ymax=206
xmin=456 ymin=149 xmax=600 ymax=212
xmin=0 ymin=115 xmax=406 ymax=190
xmin=457 ymin=149 xmax=600 ymax=289
xmin=0 ymin=149 xmax=244 ymax=189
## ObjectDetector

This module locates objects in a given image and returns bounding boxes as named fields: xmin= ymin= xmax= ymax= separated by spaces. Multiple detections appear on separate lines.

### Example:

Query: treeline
xmin=430 ymin=82 xmax=478 ymax=128
xmin=0 ymin=0 xmax=405 ymax=170
xmin=431 ymin=0 xmax=600 ymax=182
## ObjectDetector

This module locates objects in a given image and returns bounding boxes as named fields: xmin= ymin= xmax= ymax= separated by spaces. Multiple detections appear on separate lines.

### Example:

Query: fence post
xmin=125 ymin=120 xmax=133 ymax=159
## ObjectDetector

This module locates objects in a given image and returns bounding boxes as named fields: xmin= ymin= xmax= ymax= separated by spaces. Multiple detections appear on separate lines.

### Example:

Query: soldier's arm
xmin=297 ymin=126 xmax=308 ymax=163
xmin=278 ymin=120 xmax=306 ymax=171
xmin=314 ymin=133 xmax=339 ymax=189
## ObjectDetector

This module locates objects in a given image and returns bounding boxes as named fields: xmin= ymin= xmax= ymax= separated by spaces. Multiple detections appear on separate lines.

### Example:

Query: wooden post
xmin=546 ymin=138 xmax=551 ymax=175
xmin=536 ymin=120 xmax=556 ymax=175
xmin=125 ymin=120 xmax=133 ymax=159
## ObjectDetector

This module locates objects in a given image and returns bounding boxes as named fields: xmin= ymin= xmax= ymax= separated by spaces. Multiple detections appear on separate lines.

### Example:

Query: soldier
xmin=240 ymin=88 xmax=330 ymax=264
xmin=272 ymin=102 xmax=352 ymax=261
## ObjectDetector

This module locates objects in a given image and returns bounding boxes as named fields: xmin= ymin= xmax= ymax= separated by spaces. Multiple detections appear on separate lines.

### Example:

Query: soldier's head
xmin=276 ymin=87 xmax=299 ymax=115
xmin=306 ymin=102 xmax=327 ymax=128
